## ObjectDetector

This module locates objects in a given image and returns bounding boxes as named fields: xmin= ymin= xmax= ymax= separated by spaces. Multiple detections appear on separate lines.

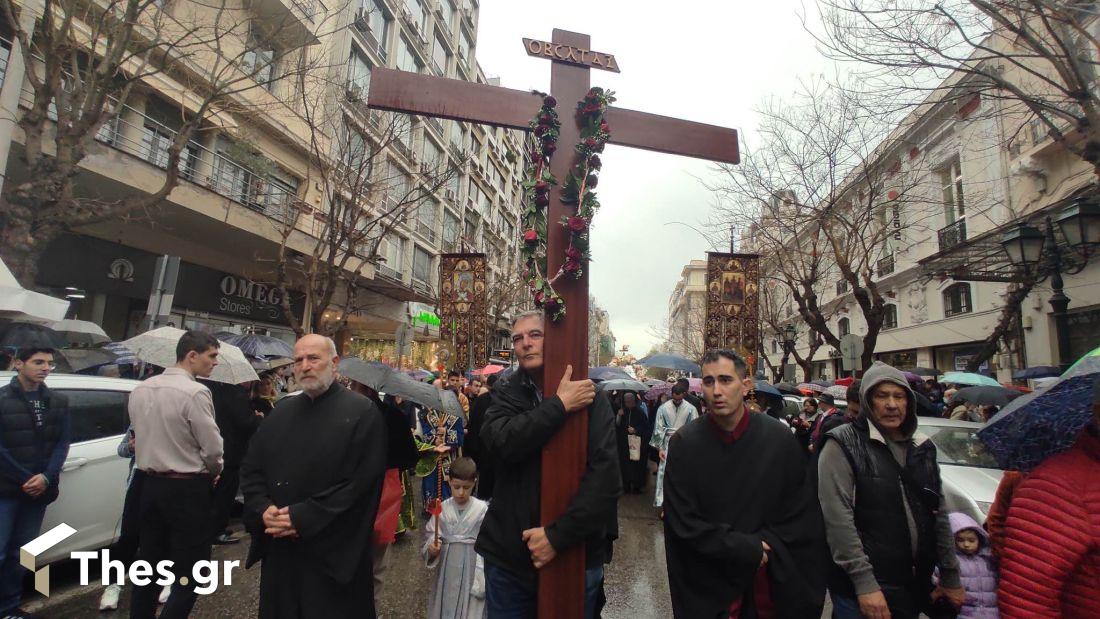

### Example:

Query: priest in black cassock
xmin=662 ymin=348 xmax=826 ymax=619
xmin=240 ymin=334 xmax=387 ymax=619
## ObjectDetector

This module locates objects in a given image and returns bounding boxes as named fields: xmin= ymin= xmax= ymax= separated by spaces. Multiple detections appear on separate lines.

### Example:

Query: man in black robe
xmin=663 ymin=348 xmax=826 ymax=618
xmin=240 ymin=334 xmax=387 ymax=619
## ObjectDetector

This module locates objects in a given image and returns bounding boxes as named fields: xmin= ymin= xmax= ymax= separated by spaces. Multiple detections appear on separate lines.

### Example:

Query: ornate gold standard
xmin=704 ymin=253 xmax=761 ymax=371
xmin=438 ymin=253 xmax=488 ymax=370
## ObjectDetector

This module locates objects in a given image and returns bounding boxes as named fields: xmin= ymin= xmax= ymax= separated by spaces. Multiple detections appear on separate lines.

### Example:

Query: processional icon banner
xmin=704 ymin=253 xmax=761 ymax=372
xmin=438 ymin=253 xmax=488 ymax=370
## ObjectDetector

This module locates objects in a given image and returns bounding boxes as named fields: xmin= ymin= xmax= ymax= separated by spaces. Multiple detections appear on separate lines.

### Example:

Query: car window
xmin=923 ymin=425 xmax=1001 ymax=469
xmin=63 ymin=390 xmax=130 ymax=443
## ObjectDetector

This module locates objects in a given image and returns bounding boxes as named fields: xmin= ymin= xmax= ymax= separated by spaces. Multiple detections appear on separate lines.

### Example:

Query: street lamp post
xmin=1000 ymin=197 xmax=1100 ymax=368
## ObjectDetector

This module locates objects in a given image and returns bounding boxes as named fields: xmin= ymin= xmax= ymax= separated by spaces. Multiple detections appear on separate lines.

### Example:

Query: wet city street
xmin=27 ymin=485 xmax=674 ymax=618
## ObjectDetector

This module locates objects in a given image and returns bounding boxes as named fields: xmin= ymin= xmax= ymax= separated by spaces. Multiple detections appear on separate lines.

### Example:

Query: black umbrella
xmin=949 ymin=386 xmax=1023 ymax=408
xmin=1012 ymin=365 xmax=1062 ymax=380
xmin=775 ymin=382 xmax=802 ymax=395
xmin=223 ymin=333 xmax=295 ymax=359
xmin=637 ymin=353 xmax=701 ymax=374
xmin=589 ymin=366 xmax=632 ymax=381
xmin=0 ymin=322 xmax=68 ymax=350
xmin=59 ymin=347 xmax=120 ymax=372
xmin=597 ymin=378 xmax=648 ymax=392
xmin=908 ymin=366 xmax=943 ymax=376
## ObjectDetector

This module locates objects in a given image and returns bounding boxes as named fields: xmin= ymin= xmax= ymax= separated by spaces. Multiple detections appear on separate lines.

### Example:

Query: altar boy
xmin=422 ymin=457 xmax=488 ymax=619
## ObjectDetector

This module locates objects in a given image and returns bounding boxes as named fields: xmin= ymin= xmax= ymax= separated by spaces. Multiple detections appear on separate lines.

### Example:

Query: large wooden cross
xmin=368 ymin=28 xmax=739 ymax=617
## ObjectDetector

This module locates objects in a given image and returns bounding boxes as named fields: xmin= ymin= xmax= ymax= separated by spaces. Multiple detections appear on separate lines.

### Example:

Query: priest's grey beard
xmin=302 ymin=367 xmax=336 ymax=398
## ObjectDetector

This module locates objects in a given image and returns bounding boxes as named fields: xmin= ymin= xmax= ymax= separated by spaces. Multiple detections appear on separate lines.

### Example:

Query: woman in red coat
xmin=998 ymin=383 xmax=1100 ymax=618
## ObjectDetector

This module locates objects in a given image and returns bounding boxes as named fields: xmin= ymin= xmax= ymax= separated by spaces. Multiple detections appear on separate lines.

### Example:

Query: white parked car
xmin=918 ymin=417 xmax=1003 ymax=524
xmin=1 ymin=372 xmax=135 ymax=565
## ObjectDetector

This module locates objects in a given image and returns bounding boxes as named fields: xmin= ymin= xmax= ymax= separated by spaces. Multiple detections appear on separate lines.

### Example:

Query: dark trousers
xmin=109 ymin=469 xmax=145 ymax=567
xmin=0 ymin=497 xmax=47 ymax=613
xmin=209 ymin=467 xmax=239 ymax=538
xmin=130 ymin=476 xmax=212 ymax=619
xmin=484 ymin=562 xmax=603 ymax=619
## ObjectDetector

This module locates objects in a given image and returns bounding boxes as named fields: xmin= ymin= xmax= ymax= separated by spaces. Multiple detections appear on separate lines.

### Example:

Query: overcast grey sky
xmin=474 ymin=0 xmax=829 ymax=354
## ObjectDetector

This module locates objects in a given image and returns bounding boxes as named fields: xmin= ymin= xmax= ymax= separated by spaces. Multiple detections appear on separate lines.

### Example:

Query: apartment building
xmin=1 ymin=0 xmax=528 ymax=357
xmin=665 ymin=259 xmax=707 ymax=359
xmin=757 ymin=65 xmax=1100 ymax=381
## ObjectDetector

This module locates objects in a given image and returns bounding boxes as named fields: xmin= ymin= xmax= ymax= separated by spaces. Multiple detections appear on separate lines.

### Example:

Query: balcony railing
xmin=415 ymin=219 xmax=438 ymax=243
xmin=0 ymin=37 xmax=11 ymax=90
xmin=876 ymin=254 xmax=895 ymax=277
xmin=376 ymin=264 xmax=403 ymax=283
xmin=50 ymin=92 xmax=304 ymax=226
xmin=937 ymin=219 xmax=967 ymax=252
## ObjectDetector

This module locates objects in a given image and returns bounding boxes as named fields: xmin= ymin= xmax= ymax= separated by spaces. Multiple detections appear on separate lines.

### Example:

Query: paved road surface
xmin=29 ymin=477 xmax=831 ymax=618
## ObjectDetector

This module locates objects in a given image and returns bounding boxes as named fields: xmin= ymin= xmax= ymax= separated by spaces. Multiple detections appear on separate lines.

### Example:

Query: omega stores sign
xmin=218 ymin=275 xmax=284 ymax=320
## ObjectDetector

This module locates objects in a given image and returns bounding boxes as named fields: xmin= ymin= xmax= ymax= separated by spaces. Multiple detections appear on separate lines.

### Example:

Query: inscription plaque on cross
xmin=368 ymin=28 xmax=739 ymax=617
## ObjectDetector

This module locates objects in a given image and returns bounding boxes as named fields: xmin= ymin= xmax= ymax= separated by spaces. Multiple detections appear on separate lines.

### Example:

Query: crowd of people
xmin=0 ymin=311 xmax=1097 ymax=619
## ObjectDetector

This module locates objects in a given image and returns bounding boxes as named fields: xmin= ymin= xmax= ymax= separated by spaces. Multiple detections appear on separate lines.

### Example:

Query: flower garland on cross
xmin=520 ymin=87 xmax=616 ymax=322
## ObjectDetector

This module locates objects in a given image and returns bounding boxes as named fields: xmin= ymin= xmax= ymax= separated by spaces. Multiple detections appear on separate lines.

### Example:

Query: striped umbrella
xmin=797 ymin=382 xmax=825 ymax=394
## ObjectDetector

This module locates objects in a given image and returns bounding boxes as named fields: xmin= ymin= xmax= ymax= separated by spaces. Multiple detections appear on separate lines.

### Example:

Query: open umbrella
xmin=0 ymin=258 xmax=69 ymax=323
xmin=797 ymin=382 xmax=825 ymax=394
xmin=1012 ymin=365 xmax=1062 ymax=380
xmin=949 ymin=386 xmax=1023 ymax=408
xmin=811 ymin=379 xmax=833 ymax=387
xmin=597 ymin=378 xmax=648 ymax=392
xmin=50 ymin=319 xmax=110 ymax=347
xmin=637 ymin=353 xmax=701 ymax=375
xmin=590 ymin=366 xmax=632 ymax=381
xmin=339 ymin=358 xmax=460 ymax=416
xmin=120 ymin=327 xmax=258 ymax=384
xmin=941 ymin=371 xmax=1001 ymax=387
xmin=978 ymin=355 xmax=1100 ymax=471
xmin=908 ymin=366 xmax=943 ymax=376
xmin=102 ymin=342 xmax=137 ymax=365
xmin=472 ymin=364 xmax=505 ymax=376
xmin=0 ymin=322 xmax=69 ymax=349
xmin=753 ymin=382 xmax=783 ymax=399
xmin=222 ymin=333 xmax=295 ymax=359
xmin=775 ymin=382 xmax=802 ymax=395
xmin=405 ymin=369 xmax=434 ymax=381
xmin=58 ymin=347 xmax=119 ymax=372
xmin=823 ymin=384 xmax=848 ymax=400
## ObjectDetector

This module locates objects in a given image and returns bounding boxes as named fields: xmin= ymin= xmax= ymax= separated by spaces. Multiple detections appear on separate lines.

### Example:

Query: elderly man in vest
xmin=818 ymin=361 xmax=965 ymax=619
xmin=0 ymin=348 xmax=71 ymax=619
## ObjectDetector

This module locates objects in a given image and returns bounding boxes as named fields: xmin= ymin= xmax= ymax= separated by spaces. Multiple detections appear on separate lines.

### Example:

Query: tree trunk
xmin=964 ymin=282 xmax=1034 ymax=373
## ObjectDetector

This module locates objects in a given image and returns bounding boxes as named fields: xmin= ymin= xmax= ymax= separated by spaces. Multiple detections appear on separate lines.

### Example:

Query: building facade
xmin=756 ymin=58 xmax=1100 ymax=381
xmin=1 ymin=0 xmax=528 ymax=362
xmin=665 ymin=259 xmax=707 ymax=360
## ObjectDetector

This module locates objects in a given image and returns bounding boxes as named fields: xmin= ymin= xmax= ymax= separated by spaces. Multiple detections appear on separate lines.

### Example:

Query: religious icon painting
xmin=704 ymin=252 xmax=761 ymax=371
xmin=439 ymin=253 xmax=489 ymax=370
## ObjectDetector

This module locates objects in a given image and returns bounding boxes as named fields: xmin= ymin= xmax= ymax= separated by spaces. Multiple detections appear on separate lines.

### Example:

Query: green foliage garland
xmin=519 ymin=88 xmax=615 ymax=322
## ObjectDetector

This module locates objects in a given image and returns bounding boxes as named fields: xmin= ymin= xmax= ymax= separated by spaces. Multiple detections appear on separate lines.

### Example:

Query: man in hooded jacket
xmin=818 ymin=361 xmax=965 ymax=619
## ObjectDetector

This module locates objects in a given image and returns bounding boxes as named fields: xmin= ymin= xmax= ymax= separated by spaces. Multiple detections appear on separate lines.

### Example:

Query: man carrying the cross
xmin=475 ymin=310 xmax=621 ymax=618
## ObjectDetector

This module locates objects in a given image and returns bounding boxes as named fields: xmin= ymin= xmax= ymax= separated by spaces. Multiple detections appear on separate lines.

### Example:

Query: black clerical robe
xmin=663 ymin=413 xmax=826 ymax=619
xmin=240 ymin=382 xmax=387 ymax=619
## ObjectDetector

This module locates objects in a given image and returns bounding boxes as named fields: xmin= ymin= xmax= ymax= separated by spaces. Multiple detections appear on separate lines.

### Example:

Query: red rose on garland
xmin=563 ymin=260 xmax=581 ymax=274
xmin=543 ymin=142 xmax=557 ymax=156
xmin=535 ymin=180 xmax=549 ymax=193
xmin=533 ymin=290 xmax=544 ymax=305
xmin=535 ymin=193 xmax=550 ymax=207
xmin=543 ymin=95 xmax=557 ymax=108
xmin=567 ymin=216 xmax=588 ymax=232
xmin=588 ymin=155 xmax=602 ymax=169
xmin=565 ymin=246 xmax=582 ymax=261
xmin=586 ymin=174 xmax=599 ymax=188
xmin=584 ymin=137 xmax=598 ymax=148
xmin=523 ymin=229 xmax=538 ymax=244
